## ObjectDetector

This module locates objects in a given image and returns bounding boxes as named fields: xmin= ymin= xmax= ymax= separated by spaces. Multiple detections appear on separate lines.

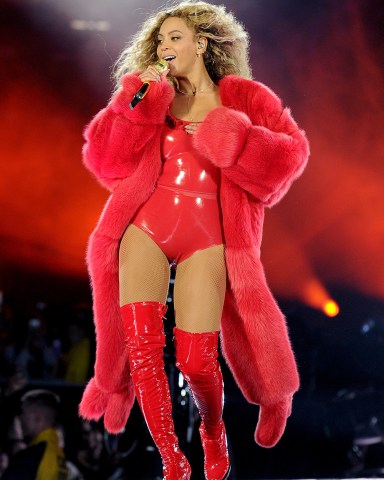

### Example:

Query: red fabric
xmin=131 ymin=116 xmax=223 ymax=263
xmin=78 ymin=72 xmax=310 ymax=447
xmin=120 ymin=302 xmax=192 ymax=479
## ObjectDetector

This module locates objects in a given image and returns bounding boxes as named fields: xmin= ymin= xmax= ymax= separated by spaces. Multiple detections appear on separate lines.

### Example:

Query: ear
xmin=196 ymin=36 xmax=208 ymax=54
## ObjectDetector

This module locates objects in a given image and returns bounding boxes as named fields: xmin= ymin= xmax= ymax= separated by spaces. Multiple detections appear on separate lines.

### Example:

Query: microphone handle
xmin=129 ymin=82 xmax=150 ymax=110
xmin=129 ymin=59 xmax=169 ymax=110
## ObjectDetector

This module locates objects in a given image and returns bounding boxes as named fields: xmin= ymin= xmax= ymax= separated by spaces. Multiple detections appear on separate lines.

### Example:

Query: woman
xmin=79 ymin=1 xmax=309 ymax=479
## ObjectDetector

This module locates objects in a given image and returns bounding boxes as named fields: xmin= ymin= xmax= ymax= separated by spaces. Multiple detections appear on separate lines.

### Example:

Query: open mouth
xmin=163 ymin=55 xmax=176 ymax=63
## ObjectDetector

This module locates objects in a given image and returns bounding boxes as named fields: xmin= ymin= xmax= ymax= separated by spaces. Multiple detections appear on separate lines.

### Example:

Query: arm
xmin=193 ymin=83 xmax=309 ymax=207
xmin=83 ymin=73 xmax=174 ymax=191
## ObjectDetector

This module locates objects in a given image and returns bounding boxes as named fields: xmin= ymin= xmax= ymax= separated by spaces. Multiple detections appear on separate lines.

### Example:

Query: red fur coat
xmin=79 ymin=73 xmax=309 ymax=447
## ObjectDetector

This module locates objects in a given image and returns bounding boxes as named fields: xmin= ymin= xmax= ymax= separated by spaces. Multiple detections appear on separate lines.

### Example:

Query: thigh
xmin=119 ymin=224 xmax=170 ymax=306
xmin=173 ymin=245 xmax=226 ymax=333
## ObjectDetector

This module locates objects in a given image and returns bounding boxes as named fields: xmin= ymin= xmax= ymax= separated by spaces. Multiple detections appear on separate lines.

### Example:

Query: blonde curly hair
xmin=112 ymin=0 xmax=252 ymax=91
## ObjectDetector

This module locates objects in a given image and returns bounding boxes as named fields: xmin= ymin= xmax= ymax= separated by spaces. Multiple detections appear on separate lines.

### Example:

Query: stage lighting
xmin=323 ymin=299 xmax=340 ymax=317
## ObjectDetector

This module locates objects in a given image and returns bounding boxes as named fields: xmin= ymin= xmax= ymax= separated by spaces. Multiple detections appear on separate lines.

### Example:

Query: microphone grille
xmin=154 ymin=59 xmax=169 ymax=73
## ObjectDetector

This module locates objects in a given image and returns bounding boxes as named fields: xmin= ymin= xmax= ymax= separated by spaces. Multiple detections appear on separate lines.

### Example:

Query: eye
xmin=171 ymin=36 xmax=181 ymax=41
xmin=156 ymin=39 xmax=163 ymax=45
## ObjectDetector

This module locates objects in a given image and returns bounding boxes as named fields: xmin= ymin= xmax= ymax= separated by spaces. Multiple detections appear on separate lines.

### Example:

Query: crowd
xmin=0 ymin=292 xmax=93 ymax=384
xmin=0 ymin=292 xmax=178 ymax=479
xmin=0 ymin=293 xmax=116 ymax=479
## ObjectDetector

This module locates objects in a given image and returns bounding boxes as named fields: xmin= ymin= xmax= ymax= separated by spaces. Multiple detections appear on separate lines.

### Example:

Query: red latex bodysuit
xmin=132 ymin=110 xmax=224 ymax=264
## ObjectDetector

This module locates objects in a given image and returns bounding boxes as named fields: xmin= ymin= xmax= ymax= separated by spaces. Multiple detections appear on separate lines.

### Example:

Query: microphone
xmin=129 ymin=59 xmax=169 ymax=110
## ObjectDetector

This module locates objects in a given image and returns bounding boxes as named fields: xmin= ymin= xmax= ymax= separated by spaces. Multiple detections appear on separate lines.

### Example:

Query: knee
xmin=176 ymin=353 xmax=206 ymax=377
xmin=174 ymin=328 xmax=219 ymax=377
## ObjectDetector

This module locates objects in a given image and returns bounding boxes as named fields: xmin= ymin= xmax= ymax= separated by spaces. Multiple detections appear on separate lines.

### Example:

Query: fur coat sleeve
xmin=82 ymin=73 xmax=174 ymax=191
xmin=193 ymin=77 xmax=309 ymax=207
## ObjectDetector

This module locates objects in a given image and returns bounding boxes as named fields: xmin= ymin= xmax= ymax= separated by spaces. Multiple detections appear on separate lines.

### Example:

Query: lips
xmin=163 ymin=55 xmax=176 ymax=63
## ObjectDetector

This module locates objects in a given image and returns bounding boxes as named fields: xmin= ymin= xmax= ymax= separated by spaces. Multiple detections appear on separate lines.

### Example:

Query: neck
xmin=176 ymin=73 xmax=214 ymax=96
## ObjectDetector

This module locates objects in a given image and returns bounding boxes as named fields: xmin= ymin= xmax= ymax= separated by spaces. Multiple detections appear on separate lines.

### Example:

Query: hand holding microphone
xmin=129 ymin=59 xmax=169 ymax=109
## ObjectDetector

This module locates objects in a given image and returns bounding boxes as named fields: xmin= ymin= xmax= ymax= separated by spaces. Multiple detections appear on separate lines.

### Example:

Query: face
xmin=157 ymin=17 xmax=202 ymax=77
xmin=19 ymin=404 xmax=39 ymax=441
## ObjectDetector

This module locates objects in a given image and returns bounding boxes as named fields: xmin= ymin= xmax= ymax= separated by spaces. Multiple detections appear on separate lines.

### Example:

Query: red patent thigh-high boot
xmin=174 ymin=328 xmax=230 ymax=480
xmin=121 ymin=302 xmax=191 ymax=480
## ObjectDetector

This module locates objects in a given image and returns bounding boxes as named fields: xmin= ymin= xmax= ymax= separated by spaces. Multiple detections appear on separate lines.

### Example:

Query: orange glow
xmin=322 ymin=300 xmax=340 ymax=317
xmin=300 ymin=279 xmax=339 ymax=316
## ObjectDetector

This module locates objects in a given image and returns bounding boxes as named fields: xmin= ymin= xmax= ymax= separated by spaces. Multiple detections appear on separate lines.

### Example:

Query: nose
xmin=158 ymin=45 xmax=170 ymax=58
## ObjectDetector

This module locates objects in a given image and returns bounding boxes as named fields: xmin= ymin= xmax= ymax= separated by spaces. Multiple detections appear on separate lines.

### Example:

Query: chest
xmin=170 ymin=89 xmax=222 ymax=122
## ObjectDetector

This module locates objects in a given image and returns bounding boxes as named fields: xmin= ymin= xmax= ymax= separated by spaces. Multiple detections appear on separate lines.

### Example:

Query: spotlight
xmin=302 ymin=279 xmax=340 ymax=317
xmin=322 ymin=299 xmax=340 ymax=317
xmin=69 ymin=20 xmax=110 ymax=31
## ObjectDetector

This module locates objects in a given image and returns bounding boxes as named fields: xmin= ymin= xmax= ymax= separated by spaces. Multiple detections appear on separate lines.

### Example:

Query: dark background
xmin=1 ymin=0 xmax=383 ymax=478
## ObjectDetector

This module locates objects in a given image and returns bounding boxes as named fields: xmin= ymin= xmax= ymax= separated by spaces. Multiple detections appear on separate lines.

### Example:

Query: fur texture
xmin=79 ymin=73 xmax=309 ymax=447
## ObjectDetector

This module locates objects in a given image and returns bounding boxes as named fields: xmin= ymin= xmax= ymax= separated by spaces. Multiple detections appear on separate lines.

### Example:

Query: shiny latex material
xmin=158 ymin=112 xmax=220 ymax=195
xmin=200 ymin=421 xmax=231 ymax=480
xmin=131 ymin=114 xmax=223 ymax=265
xmin=121 ymin=302 xmax=191 ymax=480
xmin=174 ymin=328 xmax=230 ymax=480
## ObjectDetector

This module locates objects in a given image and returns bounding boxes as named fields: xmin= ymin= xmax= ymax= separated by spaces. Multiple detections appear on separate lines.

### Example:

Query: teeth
xmin=164 ymin=56 xmax=176 ymax=61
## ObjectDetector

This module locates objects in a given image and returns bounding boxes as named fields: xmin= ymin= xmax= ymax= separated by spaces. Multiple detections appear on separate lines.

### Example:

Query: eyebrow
xmin=157 ymin=30 xmax=184 ymax=37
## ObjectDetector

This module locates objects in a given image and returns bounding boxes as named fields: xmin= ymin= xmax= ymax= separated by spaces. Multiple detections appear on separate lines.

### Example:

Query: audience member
xmin=3 ymin=317 xmax=58 ymax=380
xmin=63 ymin=320 xmax=91 ymax=384
xmin=1 ymin=389 xmax=68 ymax=480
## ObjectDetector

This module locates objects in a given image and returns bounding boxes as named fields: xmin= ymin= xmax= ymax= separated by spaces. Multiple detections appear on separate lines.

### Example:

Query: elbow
xmin=291 ymin=129 xmax=310 ymax=174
